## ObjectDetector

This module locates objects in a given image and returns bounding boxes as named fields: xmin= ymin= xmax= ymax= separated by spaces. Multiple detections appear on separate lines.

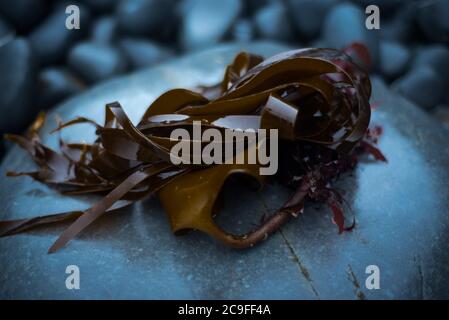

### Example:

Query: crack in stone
xmin=280 ymin=230 xmax=320 ymax=299
xmin=257 ymin=194 xmax=320 ymax=299
xmin=415 ymin=254 xmax=425 ymax=299
xmin=346 ymin=264 xmax=366 ymax=300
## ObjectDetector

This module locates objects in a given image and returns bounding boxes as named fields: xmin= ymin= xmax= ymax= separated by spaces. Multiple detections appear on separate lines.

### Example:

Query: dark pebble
xmin=379 ymin=41 xmax=411 ymax=80
xmin=91 ymin=16 xmax=118 ymax=44
xmin=254 ymin=2 xmax=293 ymax=42
xmin=380 ymin=9 xmax=416 ymax=43
xmin=231 ymin=19 xmax=255 ymax=42
xmin=116 ymin=0 xmax=177 ymax=41
xmin=413 ymin=45 xmax=449 ymax=88
xmin=0 ymin=0 xmax=48 ymax=33
xmin=38 ymin=68 xmax=84 ymax=110
xmin=323 ymin=2 xmax=379 ymax=65
xmin=29 ymin=4 xmax=91 ymax=66
xmin=285 ymin=0 xmax=336 ymax=39
xmin=392 ymin=66 xmax=444 ymax=110
xmin=68 ymin=42 xmax=128 ymax=84
xmin=417 ymin=0 xmax=449 ymax=43
xmin=0 ymin=38 xmax=37 ymax=133
xmin=119 ymin=38 xmax=173 ymax=69
xmin=180 ymin=0 xmax=242 ymax=50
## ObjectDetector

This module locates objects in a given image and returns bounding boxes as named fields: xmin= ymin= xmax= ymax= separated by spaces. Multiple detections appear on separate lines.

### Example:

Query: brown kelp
xmin=0 ymin=48 xmax=385 ymax=253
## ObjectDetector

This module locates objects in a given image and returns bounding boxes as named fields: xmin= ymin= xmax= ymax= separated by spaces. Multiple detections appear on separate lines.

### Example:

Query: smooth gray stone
xmin=0 ymin=38 xmax=37 ymax=133
xmin=1 ymin=42 xmax=449 ymax=299
xmin=180 ymin=0 xmax=242 ymax=50
xmin=285 ymin=0 xmax=337 ymax=39
xmin=379 ymin=40 xmax=411 ymax=80
xmin=392 ymin=66 xmax=444 ymax=110
xmin=323 ymin=2 xmax=379 ymax=66
xmin=254 ymin=2 xmax=293 ymax=42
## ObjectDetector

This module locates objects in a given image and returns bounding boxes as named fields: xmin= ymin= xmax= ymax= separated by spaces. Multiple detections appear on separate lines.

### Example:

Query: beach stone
xmin=119 ymin=38 xmax=173 ymax=69
xmin=231 ymin=18 xmax=255 ymax=42
xmin=285 ymin=0 xmax=336 ymax=39
xmin=180 ymin=0 xmax=242 ymax=50
xmin=254 ymin=2 xmax=293 ymax=42
xmin=29 ymin=5 xmax=91 ymax=66
xmin=379 ymin=40 xmax=411 ymax=80
xmin=0 ymin=38 xmax=37 ymax=134
xmin=68 ymin=42 xmax=128 ymax=84
xmin=323 ymin=2 xmax=379 ymax=66
xmin=116 ymin=0 xmax=176 ymax=40
xmin=413 ymin=45 xmax=449 ymax=96
xmin=392 ymin=66 xmax=444 ymax=110
xmin=37 ymin=68 xmax=84 ymax=110
xmin=91 ymin=16 xmax=118 ymax=44
xmin=1 ymin=42 xmax=449 ymax=299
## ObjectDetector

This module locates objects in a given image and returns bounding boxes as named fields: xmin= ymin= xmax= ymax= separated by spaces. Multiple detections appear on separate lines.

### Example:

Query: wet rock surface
xmin=1 ymin=43 xmax=449 ymax=299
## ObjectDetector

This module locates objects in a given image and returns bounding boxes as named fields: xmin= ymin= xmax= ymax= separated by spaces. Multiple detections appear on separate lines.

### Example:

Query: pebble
xmin=116 ymin=0 xmax=177 ymax=41
xmin=29 ymin=5 xmax=91 ymax=66
xmin=413 ymin=45 xmax=449 ymax=89
xmin=0 ymin=0 xmax=48 ymax=32
xmin=91 ymin=16 xmax=118 ymax=44
xmin=68 ymin=42 xmax=128 ymax=84
xmin=379 ymin=41 xmax=411 ymax=80
xmin=231 ymin=19 xmax=254 ymax=43
xmin=38 ymin=68 xmax=84 ymax=110
xmin=323 ymin=2 xmax=379 ymax=66
xmin=254 ymin=2 xmax=293 ymax=42
xmin=285 ymin=0 xmax=336 ymax=39
xmin=180 ymin=0 xmax=242 ymax=50
xmin=417 ymin=0 xmax=449 ymax=43
xmin=119 ymin=38 xmax=173 ymax=69
xmin=0 ymin=38 xmax=37 ymax=133
xmin=392 ymin=66 xmax=444 ymax=110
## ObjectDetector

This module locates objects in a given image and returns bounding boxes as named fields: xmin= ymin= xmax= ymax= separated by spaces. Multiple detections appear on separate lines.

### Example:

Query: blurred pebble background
xmin=0 ymin=0 xmax=448 ymax=157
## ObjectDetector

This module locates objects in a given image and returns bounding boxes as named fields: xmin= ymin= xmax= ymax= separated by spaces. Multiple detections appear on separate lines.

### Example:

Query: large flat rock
xmin=1 ymin=42 xmax=449 ymax=299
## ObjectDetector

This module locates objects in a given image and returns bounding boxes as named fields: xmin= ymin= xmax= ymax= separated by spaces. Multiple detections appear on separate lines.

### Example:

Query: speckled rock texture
xmin=1 ymin=42 xmax=449 ymax=299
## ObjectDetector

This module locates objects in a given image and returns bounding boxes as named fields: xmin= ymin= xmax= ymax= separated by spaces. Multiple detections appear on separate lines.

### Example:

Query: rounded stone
xmin=1 ymin=42 xmax=449 ymax=299
xmin=254 ymin=2 xmax=293 ymax=42
xmin=37 ymin=67 xmax=85 ymax=110
xmin=285 ymin=0 xmax=337 ymax=39
xmin=392 ymin=66 xmax=444 ymax=110
xmin=0 ymin=38 xmax=37 ymax=133
xmin=119 ymin=38 xmax=173 ymax=69
xmin=116 ymin=0 xmax=177 ymax=40
xmin=379 ymin=41 xmax=411 ymax=80
xmin=90 ymin=16 xmax=118 ymax=44
xmin=323 ymin=2 xmax=379 ymax=66
xmin=29 ymin=5 xmax=91 ymax=66
xmin=68 ymin=42 xmax=128 ymax=84
xmin=180 ymin=0 xmax=242 ymax=50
